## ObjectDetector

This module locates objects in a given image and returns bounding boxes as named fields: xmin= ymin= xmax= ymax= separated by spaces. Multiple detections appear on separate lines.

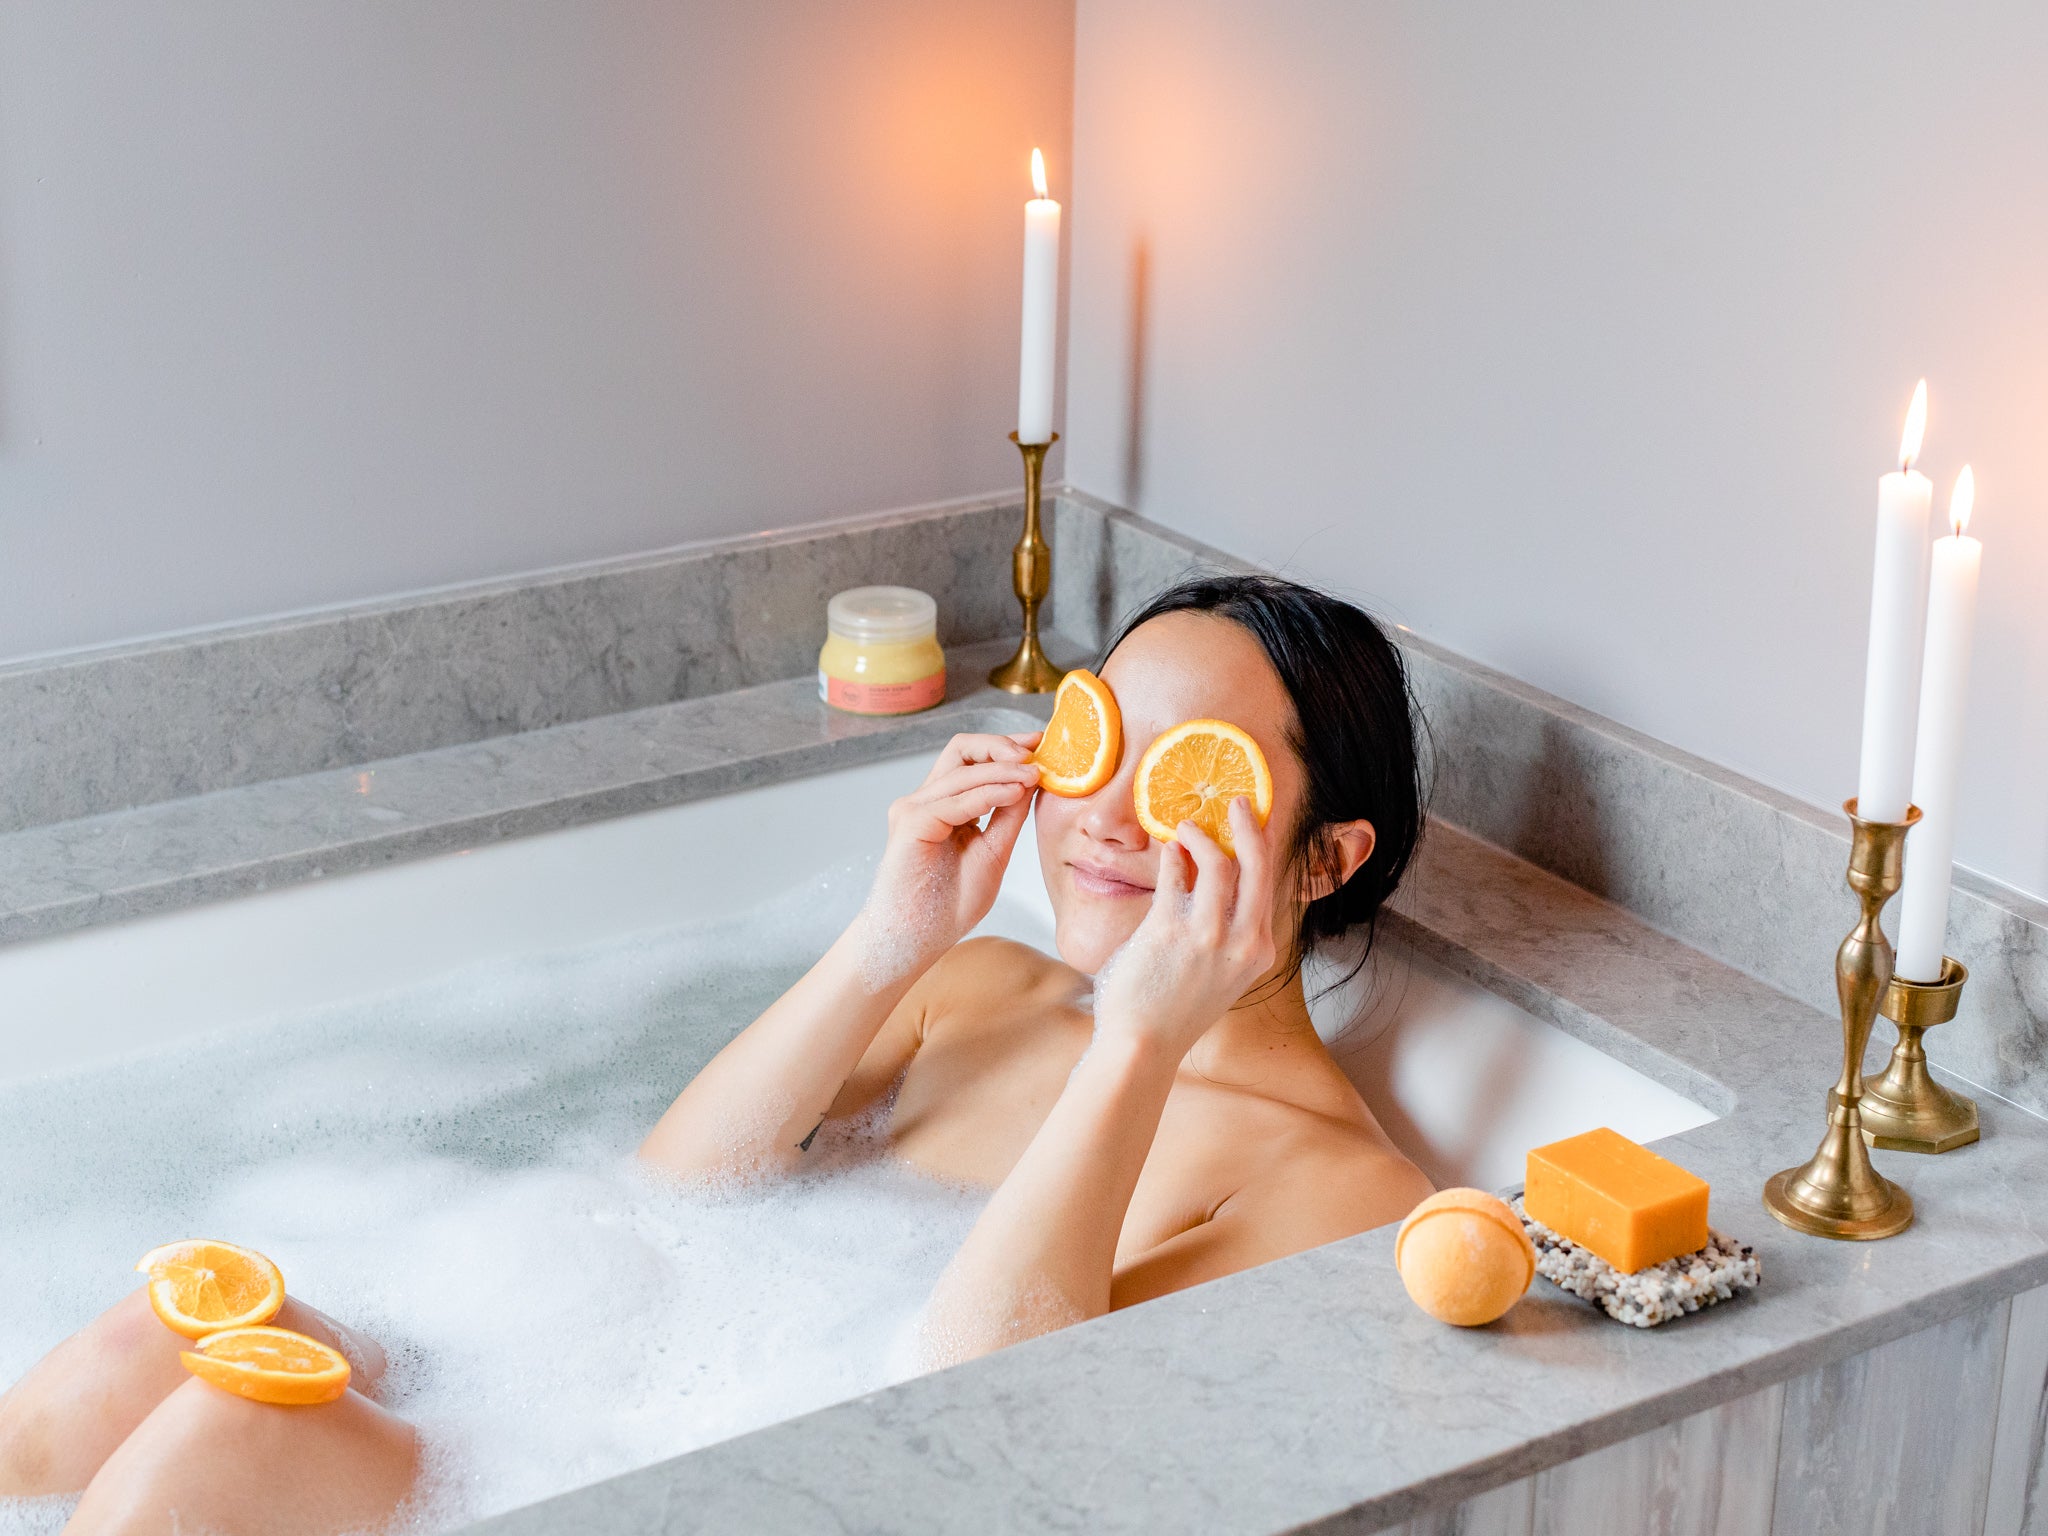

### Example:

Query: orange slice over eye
xmin=1032 ymin=668 xmax=1122 ymax=797
xmin=1132 ymin=719 xmax=1274 ymax=857
xmin=180 ymin=1325 xmax=351 ymax=1406
xmin=136 ymin=1240 xmax=286 ymax=1340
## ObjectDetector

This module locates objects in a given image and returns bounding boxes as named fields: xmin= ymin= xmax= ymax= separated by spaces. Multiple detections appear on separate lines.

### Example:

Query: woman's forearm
xmin=637 ymin=912 xmax=932 ymax=1178
xmin=921 ymin=1031 xmax=1179 ymax=1363
xmin=640 ymin=729 xmax=1038 ymax=1182
xmin=919 ymin=801 xmax=1280 ymax=1363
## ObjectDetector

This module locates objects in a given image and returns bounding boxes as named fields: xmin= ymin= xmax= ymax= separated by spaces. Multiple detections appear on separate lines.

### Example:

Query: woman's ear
xmin=1304 ymin=820 xmax=1376 ymax=902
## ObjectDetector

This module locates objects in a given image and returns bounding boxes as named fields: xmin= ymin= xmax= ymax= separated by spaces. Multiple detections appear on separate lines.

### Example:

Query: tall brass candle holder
xmin=1858 ymin=958 xmax=1979 ymax=1153
xmin=989 ymin=431 xmax=1067 ymax=695
xmin=1764 ymin=799 xmax=1919 ymax=1241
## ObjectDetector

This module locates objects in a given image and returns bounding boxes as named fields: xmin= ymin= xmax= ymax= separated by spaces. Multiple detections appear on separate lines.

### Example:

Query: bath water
xmin=0 ymin=857 xmax=987 ymax=1532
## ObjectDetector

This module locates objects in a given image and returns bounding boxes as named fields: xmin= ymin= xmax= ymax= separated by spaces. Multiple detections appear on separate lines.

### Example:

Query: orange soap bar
xmin=1524 ymin=1127 xmax=1709 ymax=1274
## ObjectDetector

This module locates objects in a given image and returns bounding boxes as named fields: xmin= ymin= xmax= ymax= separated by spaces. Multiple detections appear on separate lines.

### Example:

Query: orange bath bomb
xmin=1395 ymin=1188 xmax=1537 ymax=1327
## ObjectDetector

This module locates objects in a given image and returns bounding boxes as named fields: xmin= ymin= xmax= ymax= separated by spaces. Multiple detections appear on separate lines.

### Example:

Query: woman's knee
xmin=272 ymin=1296 xmax=388 ymax=1391
xmin=0 ymin=1288 xmax=188 ymax=1496
xmin=0 ymin=1287 xmax=389 ymax=1500
xmin=68 ymin=1378 xmax=420 ymax=1536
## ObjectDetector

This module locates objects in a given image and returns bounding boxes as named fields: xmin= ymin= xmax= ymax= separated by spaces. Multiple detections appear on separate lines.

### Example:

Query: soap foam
xmin=854 ymin=862 xmax=951 ymax=994
xmin=0 ymin=856 xmax=985 ymax=1534
xmin=0 ymin=1497 xmax=71 ymax=1536
xmin=1087 ymin=897 xmax=1193 ymax=1021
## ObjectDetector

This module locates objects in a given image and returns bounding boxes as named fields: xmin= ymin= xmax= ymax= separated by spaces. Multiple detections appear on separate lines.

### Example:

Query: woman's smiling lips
xmin=1067 ymin=859 xmax=1155 ymax=898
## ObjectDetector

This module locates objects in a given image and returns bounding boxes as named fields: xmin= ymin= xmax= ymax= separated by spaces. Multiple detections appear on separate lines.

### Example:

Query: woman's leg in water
xmin=65 ymin=1379 xmax=419 ymax=1536
xmin=0 ymin=1289 xmax=385 ymax=1497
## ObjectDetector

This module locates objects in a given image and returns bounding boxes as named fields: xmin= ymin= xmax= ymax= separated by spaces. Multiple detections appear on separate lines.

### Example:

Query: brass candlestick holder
xmin=1858 ymin=958 xmax=1979 ymax=1153
xmin=989 ymin=431 xmax=1067 ymax=694
xmin=1764 ymin=799 xmax=1918 ymax=1241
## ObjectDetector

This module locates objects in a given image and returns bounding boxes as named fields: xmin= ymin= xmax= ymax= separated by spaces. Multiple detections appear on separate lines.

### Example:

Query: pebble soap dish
xmin=1513 ymin=1195 xmax=1761 ymax=1328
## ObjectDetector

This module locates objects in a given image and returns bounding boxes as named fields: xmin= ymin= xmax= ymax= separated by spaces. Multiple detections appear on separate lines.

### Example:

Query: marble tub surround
xmin=1048 ymin=485 xmax=1256 ymax=650
xmin=1402 ymin=629 xmax=2048 ymax=1122
xmin=0 ymin=638 xmax=1065 ymax=946
xmin=459 ymin=820 xmax=2048 ymax=1536
xmin=1049 ymin=487 xmax=2048 ymax=1121
xmin=12 ymin=483 xmax=2043 ymax=1122
xmin=0 ymin=494 xmax=1026 ymax=836
xmin=18 ymin=478 xmax=2047 ymax=1122
xmin=0 ymin=489 xmax=1240 ymax=946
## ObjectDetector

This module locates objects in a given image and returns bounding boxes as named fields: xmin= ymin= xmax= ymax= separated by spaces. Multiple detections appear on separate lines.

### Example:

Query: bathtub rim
xmin=15 ymin=738 xmax=2042 ymax=1536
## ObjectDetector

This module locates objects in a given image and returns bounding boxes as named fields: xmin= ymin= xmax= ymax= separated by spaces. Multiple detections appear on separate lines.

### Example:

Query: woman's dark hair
xmin=1102 ymin=572 xmax=1428 ymax=987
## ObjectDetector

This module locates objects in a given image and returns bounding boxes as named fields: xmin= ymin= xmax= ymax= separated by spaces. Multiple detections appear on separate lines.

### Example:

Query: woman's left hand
xmin=1092 ymin=796 xmax=1279 ymax=1060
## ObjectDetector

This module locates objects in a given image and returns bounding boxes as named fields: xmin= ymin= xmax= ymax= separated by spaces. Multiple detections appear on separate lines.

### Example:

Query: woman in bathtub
xmin=2 ymin=573 xmax=1433 ymax=1530
xmin=642 ymin=572 xmax=1434 ymax=1351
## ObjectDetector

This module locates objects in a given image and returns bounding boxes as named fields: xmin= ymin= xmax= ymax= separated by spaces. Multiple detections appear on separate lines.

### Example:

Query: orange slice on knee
xmin=181 ymin=1325 xmax=351 ymax=1405
xmin=1133 ymin=719 xmax=1274 ymax=857
xmin=136 ymin=1240 xmax=286 ymax=1339
xmin=1032 ymin=668 xmax=1121 ymax=797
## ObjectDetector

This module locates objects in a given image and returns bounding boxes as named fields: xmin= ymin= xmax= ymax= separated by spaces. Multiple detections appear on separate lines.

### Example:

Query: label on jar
xmin=819 ymin=667 xmax=947 ymax=715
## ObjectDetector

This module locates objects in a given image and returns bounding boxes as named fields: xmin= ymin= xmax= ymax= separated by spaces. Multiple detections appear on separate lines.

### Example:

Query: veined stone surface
xmin=0 ymin=495 xmax=1024 ymax=834
xmin=0 ymin=638 xmax=1062 ymax=944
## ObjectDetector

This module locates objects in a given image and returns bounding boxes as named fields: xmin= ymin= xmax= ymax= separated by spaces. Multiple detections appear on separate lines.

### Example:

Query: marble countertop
xmin=0 ymin=637 xmax=1060 ymax=946
xmin=12 ymin=634 xmax=2047 ymax=1534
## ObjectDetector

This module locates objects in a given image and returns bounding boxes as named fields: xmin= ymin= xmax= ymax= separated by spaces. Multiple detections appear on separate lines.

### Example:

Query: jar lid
xmin=827 ymin=586 xmax=938 ymax=643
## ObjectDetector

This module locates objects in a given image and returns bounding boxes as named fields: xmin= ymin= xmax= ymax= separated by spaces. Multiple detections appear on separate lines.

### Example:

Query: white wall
xmin=1065 ymin=1 xmax=2048 ymax=900
xmin=0 ymin=1 xmax=1073 ymax=660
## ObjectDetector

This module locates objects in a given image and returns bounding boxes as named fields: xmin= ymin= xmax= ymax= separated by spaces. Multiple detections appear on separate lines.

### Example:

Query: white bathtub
xmin=0 ymin=754 xmax=1712 ymax=1190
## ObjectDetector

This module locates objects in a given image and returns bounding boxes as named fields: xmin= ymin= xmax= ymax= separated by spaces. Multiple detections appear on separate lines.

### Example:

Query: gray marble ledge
xmin=1404 ymin=626 xmax=2048 ymax=1120
xmin=1056 ymin=487 xmax=2048 ymax=1122
xmin=16 ymin=481 xmax=2046 ymax=1120
xmin=0 ymin=494 xmax=1029 ymax=836
xmin=1048 ymin=486 xmax=1257 ymax=652
xmin=0 ymin=638 xmax=1068 ymax=947
xmin=464 ymin=818 xmax=2048 ymax=1536
xmin=1051 ymin=485 xmax=2048 ymax=1120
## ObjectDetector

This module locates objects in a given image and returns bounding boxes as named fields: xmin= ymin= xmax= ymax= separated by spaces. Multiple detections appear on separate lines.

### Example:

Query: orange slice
xmin=180 ymin=1325 xmax=351 ymax=1405
xmin=136 ymin=1240 xmax=286 ymax=1340
xmin=1032 ymin=668 xmax=1121 ymax=797
xmin=1132 ymin=718 xmax=1274 ymax=857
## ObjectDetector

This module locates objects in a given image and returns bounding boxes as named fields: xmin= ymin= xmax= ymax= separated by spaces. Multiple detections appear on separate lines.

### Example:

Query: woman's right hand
xmin=856 ymin=731 xmax=1044 ymax=986
xmin=1091 ymin=798 xmax=1279 ymax=1059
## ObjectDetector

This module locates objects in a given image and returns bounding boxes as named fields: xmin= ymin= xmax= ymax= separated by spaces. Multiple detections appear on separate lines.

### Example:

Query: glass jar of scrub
xmin=818 ymin=586 xmax=946 ymax=715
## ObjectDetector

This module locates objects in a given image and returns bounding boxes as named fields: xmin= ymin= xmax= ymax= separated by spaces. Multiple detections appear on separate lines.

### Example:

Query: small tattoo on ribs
xmin=796 ymin=1118 xmax=824 ymax=1152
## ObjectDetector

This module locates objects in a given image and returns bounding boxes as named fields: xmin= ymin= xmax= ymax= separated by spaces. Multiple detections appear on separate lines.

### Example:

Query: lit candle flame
xmin=1031 ymin=147 xmax=1048 ymax=200
xmin=1950 ymin=464 xmax=1974 ymax=536
xmin=1899 ymin=379 xmax=1927 ymax=472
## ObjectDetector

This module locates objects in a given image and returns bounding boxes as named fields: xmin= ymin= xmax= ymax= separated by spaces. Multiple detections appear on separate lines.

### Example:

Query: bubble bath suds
xmin=0 ymin=857 xmax=986 ymax=1533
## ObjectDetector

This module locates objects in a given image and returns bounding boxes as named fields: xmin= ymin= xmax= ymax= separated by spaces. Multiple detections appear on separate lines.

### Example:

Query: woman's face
xmin=1033 ymin=610 xmax=1311 ymax=975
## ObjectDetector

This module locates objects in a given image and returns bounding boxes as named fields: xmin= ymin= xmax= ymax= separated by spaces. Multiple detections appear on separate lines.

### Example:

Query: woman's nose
xmin=1077 ymin=746 xmax=1149 ymax=849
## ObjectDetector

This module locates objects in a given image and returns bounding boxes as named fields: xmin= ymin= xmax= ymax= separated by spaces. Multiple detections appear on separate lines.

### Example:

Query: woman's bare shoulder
xmin=1233 ymin=1107 xmax=1435 ymax=1244
xmin=1110 ymin=1113 xmax=1432 ymax=1307
xmin=917 ymin=935 xmax=1082 ymax=1009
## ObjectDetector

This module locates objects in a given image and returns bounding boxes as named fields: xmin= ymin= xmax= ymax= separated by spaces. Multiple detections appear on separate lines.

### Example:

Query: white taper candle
xmin=1855 ymin=380 xmax=1933 ymax=823
xmin=1017 ymin=147 xmax=1061 ymax=445
xmin=1895 ymin=467 xmax=1982 ymax=982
